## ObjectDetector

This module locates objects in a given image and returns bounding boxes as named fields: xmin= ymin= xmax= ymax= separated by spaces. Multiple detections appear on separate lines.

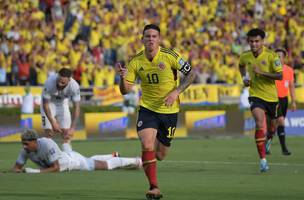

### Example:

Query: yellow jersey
xmin=239 ymin=46 xmax=282 ymax=102
xmin=126 ymin=47 xmax=191 ymax=114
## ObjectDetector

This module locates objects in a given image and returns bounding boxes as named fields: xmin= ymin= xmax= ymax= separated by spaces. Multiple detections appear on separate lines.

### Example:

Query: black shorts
xmin=248 ymin=97 xmax=278 ymax=119
xmin=277 ymin=97 xmax=288 ymax=117
xmin=137 ymin=106 xmax=178 ymax=147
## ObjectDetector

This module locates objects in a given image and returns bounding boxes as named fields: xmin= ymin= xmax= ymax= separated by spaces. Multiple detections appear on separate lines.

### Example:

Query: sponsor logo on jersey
xmin=158 ymin=62 xmax=165 ymax=70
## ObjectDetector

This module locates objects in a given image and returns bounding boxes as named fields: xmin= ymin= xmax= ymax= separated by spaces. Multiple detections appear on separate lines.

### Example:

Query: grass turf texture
xmin=0 ymin=137 xmax=303 ymax=200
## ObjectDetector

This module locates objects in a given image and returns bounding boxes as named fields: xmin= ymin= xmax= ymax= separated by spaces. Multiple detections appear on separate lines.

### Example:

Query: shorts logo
xmin=137 ymin=120 xmax=143 ymax=127
xmin=158 ymin=62 xmax=165 ymax=70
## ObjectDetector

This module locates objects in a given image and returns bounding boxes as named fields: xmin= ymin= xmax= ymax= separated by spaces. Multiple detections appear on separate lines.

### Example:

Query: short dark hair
xmin=143 ymin=24 xmax=160 ymax=35
xmin=21 ymin=129 xmax=39 ymax=141
xmin=58 ymin=68 xmax=72 ymax=78
xmin=247 ymin=28 xmax=266 ymax=39
xmin=275 ymin=48 xmax=287 ymax=57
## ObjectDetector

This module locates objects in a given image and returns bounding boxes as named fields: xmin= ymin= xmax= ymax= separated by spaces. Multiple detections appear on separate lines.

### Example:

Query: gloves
xmin=25 ymin=167 xmax=41 ymax=173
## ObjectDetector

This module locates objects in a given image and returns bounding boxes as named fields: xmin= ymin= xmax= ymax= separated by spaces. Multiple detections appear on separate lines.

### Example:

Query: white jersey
xmin=16 ymin=138 xmax=94 ymax=171
xmin=42 ymin=74 xmax=81 ymax=105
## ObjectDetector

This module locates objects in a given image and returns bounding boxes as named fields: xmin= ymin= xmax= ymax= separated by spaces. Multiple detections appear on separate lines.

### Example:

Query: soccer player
xmin=266 ymin=48 xmax=296 ymax=155
xmin=115 ymin=24 xmax=195 ymax=199
xmin=41 ymin=68 xmax=80 ymax=143
xmin=239 ymin=28 xmax=282 ymax=172
xmin=13 ymin=129 xmax=142 ymax=173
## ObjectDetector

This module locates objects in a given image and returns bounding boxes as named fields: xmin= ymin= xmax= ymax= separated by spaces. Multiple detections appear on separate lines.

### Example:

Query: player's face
xmin=142 ymin=29 xmax=160 ymax=51
xmin=247 ymin=36 xmax=263 ymax=54
xmin=57 ymin=76 xmax=70 ymax=90
xmin=22 ymin=140 xmax=37 ymax=152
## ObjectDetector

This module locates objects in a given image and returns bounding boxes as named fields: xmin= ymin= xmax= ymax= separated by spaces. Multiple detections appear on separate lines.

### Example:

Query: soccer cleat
xmin=135 ymin=157 xmax=143 ymax=169
xmin=112 ymin=151 xmax=120 ymax=157
xmin=260 ymin=158 xmax=269 ymax=172
xmin=146 ymin=188 xmax=163 ymax=200
xmin=265 ymin=138 xmax=272 ymax=155
xmin=282 ymin=149 xmax=291 ymax=156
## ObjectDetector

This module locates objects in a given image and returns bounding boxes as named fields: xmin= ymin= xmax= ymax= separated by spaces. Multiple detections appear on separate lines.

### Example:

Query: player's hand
xmin=253 ymin=65 xmax=262 ymax=75
xmin=291 ymin=101 xmax=296 ymax=111
xmin=243 ymin=79 xmax=250 ymax=87
xmin=51 ymin=121 xmax=63 ymax=133
xmin=164 ymin=89 xmax=179 ymax=107
xmin=25 ymin=167 xmax=41 ymax=173
xmin=64 ymin=128 xmax=75 ymax=141
xmin=115 ymin=62 xmax=127 ymax=79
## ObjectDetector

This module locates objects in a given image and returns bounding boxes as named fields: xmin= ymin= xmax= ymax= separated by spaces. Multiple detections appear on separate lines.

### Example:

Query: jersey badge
xmin=261 ymin=60 xmax=267 ymax=65
xmin=158 ymin=62 xmax=165 ymax=70
xmin=274 ymin=59 xmax=281 ymax=67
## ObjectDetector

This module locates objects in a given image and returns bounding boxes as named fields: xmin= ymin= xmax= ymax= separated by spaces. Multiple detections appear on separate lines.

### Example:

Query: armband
xmin=180 ymin=62 xmax=192 ymax=75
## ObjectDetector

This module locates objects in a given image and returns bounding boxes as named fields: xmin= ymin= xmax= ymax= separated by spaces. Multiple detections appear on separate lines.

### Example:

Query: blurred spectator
xmin=0 ymin=65 xmax=6 ymax=85
xmin=0 ymin=0 xmax=302 ymax=86
xmin=21 ymin=85 xmax=34 ymax=114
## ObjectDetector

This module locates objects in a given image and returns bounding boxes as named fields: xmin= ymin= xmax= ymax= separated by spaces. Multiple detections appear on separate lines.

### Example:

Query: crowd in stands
xmin=0 ymin=0 xmax=303 ymax=87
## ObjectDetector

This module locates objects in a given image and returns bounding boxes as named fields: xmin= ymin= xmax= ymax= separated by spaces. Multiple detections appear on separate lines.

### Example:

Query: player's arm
xmin=115 ymin=62 xmax=134 ymax=95
xmin=289 ymin=77 xmax=296 ymax=111
xmin=165 ymin=59 xmax=195 ymax=106
xmin=42 ymin=98 xmax=62 ymax=133
xmin=23 ymin=160 xmax=60 ymax=173
xmin=13 ymin=163 xmax=24 ymax=173
xmin=70 ymin=101 xmax=80 ymax=130
xmin=253 ymin=65 xmax=282 ymax=80
xmin=239 ymin=63 xmax=250 ymax=87
xmin=40 ymin=160 xmax=60 ymax=173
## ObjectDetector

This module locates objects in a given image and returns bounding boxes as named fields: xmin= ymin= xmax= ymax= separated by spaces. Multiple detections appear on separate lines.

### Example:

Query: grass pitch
xmin=0 ymin=136 xmax=303 ymax=200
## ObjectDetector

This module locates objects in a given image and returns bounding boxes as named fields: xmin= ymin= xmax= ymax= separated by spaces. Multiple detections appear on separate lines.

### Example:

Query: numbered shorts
xmin=277 ymin=97 xmax=288 ymax=118
xmin=136 ymin=106 xmax=178 ymax=147
xmin=248 ymin=97 xmax=278 ymax=119
xmin=40 ymin=102 xmax=71 ymax=129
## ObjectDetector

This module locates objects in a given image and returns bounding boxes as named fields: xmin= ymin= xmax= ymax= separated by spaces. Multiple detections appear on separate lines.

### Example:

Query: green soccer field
xmin=0 ymin=136 xmax=303 ymax=200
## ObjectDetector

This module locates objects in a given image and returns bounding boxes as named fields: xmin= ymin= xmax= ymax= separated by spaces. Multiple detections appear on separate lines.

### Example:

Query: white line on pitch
xmin=163 ymin=160 xmax=304 ymax=167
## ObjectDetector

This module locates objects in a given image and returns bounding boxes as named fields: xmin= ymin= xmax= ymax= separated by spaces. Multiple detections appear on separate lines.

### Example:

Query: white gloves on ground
xmin=25 ymin=167 xmax=41 ymax=173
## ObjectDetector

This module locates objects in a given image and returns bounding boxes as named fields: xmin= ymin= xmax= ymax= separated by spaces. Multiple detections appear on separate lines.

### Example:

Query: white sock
xmin=106 ymin=157 xmax=138 ymax=170
xmin=90 ymin=154 xmax=114 ymax=161
xmin=62 ymin=143 xmax=72 ymax=153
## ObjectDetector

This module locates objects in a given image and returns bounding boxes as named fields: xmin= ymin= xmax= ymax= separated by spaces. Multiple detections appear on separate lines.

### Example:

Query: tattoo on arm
xmin=176 ymin=70 xmax=196 ymax=94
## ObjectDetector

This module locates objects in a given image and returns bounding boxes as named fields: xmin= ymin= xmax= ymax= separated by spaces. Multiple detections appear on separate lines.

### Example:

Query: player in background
xmin=266 ymin=48 xmax=296 ymax=155
xmin=115 ymin=24 xmax=195 ymax=199
xmin=13 ymin=129 xmax=142 ymax=173
xmin=41 ymin=68 xmax=80 ymax=144
xmin=239 ymin=28 xmax=282 ymax=172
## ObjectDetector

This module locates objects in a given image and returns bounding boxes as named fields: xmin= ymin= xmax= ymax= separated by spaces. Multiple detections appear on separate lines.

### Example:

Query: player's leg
xmin=57 ymin=103 xmax=72 ymax=143
xmin=90 ymin=151 xmax=120 ymax=161
xmin=40 ymin=102 xmax=56 ymax=137
xmin=277 ymin=97 xmax=291 ymax=155
xmin=249 ymin=98 xmax=268 ymax=172
xmin=136 ymin=107 xmax=161 ymax=197
xmin=96 ymin=157 xmax=142 ymax=170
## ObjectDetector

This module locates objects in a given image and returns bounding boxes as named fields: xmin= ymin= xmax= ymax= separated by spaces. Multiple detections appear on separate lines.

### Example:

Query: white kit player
xmin=41 ymin=68 xmax=80 ymax=143
xmin=13 ymin=129 xmax=142 ymax=173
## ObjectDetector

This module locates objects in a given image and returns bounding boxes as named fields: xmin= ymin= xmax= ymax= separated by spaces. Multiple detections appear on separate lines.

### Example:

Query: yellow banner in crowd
xmin=180 ymin=84 xmax=219 ymax=104
xmin=93 ymin=86 xmax=124 ymax=106
xmin=218 ymin=85 xmax=241 ymax=97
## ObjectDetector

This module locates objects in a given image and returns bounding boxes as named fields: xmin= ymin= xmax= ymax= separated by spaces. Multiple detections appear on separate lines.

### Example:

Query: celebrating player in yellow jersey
xmin=115 ymin=24 xmax=195 ymax=200
xmin=239 ymin=28 xmax=282 ymax=172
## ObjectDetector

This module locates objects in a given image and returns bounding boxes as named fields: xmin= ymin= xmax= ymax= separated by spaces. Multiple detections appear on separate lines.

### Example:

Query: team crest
xmin=274 ymin=59 xmax=281 ymax=67
xmin=158 ymin=62 xmax=165 ymax=70
xmin=261 ymin=60 xmax=267 ymax=65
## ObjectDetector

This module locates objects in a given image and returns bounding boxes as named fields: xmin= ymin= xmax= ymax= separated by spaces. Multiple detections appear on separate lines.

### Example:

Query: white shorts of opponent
xmin=40 ymin=101 xmax=71 ymax=129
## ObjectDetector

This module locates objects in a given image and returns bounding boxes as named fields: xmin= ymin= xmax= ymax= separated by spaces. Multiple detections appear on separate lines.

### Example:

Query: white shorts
xmin=59 ymin=151 xmax=95 ymax=172
xmin=40 ymin=102 xmax=71 ymax=129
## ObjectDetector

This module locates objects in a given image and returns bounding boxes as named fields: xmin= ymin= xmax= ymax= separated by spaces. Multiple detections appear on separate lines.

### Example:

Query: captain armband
xmin=180 ymin=62 xmax=192 ymax=75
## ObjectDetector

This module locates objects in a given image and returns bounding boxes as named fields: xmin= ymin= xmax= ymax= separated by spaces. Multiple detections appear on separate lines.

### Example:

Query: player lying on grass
xmin=13 ymin=129 xmax=142 ymax=173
